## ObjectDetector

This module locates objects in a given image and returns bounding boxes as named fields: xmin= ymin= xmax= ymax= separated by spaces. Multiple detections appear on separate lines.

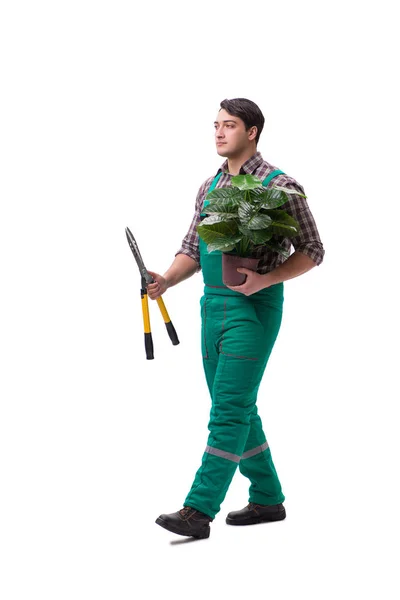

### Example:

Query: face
xmin=214 ymin=108 xmax=257 ymax=158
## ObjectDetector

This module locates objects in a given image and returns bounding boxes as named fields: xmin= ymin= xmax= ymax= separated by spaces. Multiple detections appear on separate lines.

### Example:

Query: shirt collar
xmin=219 ymin=151 xmax=264 ymax=175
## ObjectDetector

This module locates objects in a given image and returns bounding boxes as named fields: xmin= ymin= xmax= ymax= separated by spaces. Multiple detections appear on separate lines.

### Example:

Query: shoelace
xmin=179 ymin=506 xmax=193 ymax=517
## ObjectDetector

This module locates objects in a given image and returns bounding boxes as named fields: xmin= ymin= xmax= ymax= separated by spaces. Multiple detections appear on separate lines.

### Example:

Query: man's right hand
xmin=147 ymin=271 xmax=168 ymax=300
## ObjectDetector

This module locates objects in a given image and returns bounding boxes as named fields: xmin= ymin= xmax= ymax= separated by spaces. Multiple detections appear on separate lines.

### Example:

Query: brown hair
xmin=220 ymin=98 xmax=265 ymax=145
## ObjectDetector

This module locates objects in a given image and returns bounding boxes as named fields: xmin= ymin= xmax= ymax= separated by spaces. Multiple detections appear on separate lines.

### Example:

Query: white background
xmin=1 ymin=1 xmax=399 ymax=598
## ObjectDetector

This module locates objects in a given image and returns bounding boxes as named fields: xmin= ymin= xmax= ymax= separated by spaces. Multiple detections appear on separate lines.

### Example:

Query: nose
xmin=216 ymin=127 xmax=224 ymax=139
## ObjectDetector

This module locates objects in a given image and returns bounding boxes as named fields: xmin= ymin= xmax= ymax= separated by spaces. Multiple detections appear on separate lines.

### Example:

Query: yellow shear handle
xmin=141 ymin=292 xmax=151 ymax=333
xmin=156 ymin=297 xmax=180 ymax=346
xmin=156 ymin=296 xmax=170 ymax=323
xmin=141 ymin=291 xmax=154 ymax=359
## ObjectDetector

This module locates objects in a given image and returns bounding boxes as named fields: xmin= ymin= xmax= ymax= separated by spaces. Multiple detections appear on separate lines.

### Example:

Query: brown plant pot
xmin=222 ymin=254 xmax=260 ymax=286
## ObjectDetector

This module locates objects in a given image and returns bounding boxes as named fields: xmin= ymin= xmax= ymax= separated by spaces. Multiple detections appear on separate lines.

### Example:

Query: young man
xmin=148 ymin=98 xmax=324 ymax=539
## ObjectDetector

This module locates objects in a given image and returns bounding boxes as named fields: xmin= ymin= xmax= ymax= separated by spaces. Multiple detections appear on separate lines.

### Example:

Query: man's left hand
xmin=226 ymin=268 xmax=270 ymax=296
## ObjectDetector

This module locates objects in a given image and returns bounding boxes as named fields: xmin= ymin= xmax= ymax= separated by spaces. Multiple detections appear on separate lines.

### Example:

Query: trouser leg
xmin=238 ymin=297 xmax=285 ymax=504
xmin=239 ymin=405 xmax=285 ymax=505
xmin=184 ymin=352 xmax=260 ymax=518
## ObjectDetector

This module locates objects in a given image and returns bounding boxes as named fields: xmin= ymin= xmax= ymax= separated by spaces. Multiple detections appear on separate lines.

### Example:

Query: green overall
xmin=184 ymin=170 xmax=286 ymax=519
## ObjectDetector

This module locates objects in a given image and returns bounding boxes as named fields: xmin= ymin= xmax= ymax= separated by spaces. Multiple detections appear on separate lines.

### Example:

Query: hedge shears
xmin=125 ymin=226 xmax=179 ymax=359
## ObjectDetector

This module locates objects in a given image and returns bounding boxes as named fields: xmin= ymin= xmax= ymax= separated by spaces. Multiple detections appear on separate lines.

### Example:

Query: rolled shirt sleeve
xmin=280 ymin=180 xmax=325 ymax=266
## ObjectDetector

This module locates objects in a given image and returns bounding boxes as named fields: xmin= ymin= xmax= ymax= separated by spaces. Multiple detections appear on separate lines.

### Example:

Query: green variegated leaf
xmin=269 ymin=223 xmax=299 ymax=236
xmin=201 ymin=214 xmax=237 ymax=225
xmin=204 ymin=197 xmax=240 ymax=215
xmin=198 ymin=218 xmax=242 ymax=252
xmin=250 ymin=189 xmax=289 ymax=209
xmin=238 ymin=225 xmax=273 ymax=244
xmin=237 ymin=199 xmax=254 ymax=222
xmin=231 ymin=174 xmax=263 ymax=190
xmin=206 ymin=188 xmax=242 ymax=201
xmin=247 ymin=213 xmax=273 ymax=230
xmin=264 ymin=240 xmax=291 ymax=258
xmin=262 ymin=209 xmax=300 ymax=236
xmin=271 ymin=185 xmax=307 ymax=199
xmin=238 ymin=201 xmax=272 ymax=230
xmin=238 ymin=200 xmax=272 ymax=229
xmin=207 ymin=239 xmax=241 ymax=253
xmin=197 ymin=220 xmax=239 ymax=245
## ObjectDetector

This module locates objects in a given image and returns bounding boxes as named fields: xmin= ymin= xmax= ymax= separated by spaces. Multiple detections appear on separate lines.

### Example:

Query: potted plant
xmin=197 ymin=174 xmax=303 ymax=286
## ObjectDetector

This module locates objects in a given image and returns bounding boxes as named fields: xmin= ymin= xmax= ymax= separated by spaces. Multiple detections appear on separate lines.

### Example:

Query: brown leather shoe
xmin=226 ymin=502 xmax=286 ymax=526
xmin=156 ymin=506 xmax=212 ymax=538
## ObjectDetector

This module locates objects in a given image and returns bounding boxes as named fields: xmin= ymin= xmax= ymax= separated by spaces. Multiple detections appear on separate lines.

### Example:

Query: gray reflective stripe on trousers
xmin=205 ymin=440 xmax=269 ymax=463
xmin=241 ymin=441 xmax=269 ymax=460
xmin=205 ymin=445 xmax=241 ymax=464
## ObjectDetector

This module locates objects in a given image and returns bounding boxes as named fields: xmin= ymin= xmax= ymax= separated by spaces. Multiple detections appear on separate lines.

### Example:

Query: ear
xmin=248 ymin=126 xmax=257 ymax=142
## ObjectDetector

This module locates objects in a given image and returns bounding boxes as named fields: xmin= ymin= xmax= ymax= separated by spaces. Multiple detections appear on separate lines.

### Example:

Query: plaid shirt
xmin=176 ymin=152 xmax=325 ymax=273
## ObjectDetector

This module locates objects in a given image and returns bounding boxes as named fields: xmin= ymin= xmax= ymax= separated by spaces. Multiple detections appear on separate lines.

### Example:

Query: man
xmin=148 ymin=98 xmax=324 ymax=539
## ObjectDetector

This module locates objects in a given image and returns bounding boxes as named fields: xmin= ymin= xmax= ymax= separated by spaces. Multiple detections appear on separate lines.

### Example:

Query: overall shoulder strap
xmin=201 ymin=172 xmax=223 ymax=216
xmin=208 ymin=171 xmax=223 ymax=194
xmin=262 ymin=169 xmax=285 ymax=186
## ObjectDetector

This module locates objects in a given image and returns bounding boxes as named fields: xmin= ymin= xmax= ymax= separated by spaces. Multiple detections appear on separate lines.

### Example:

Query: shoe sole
xmin=155 ymin=517 xmax=210 ymax=539
xmin=226 ymin=511 xmax=286 ymax=526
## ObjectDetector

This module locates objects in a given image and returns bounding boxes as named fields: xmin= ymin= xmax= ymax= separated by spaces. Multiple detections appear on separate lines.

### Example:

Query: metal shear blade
xmin=125 ymin=227 xmax=153 ymax=285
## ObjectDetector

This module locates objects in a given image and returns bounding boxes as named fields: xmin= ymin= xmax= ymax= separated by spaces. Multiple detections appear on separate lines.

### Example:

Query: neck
xmin=227 ymin=146 xmax=257 ymax=175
